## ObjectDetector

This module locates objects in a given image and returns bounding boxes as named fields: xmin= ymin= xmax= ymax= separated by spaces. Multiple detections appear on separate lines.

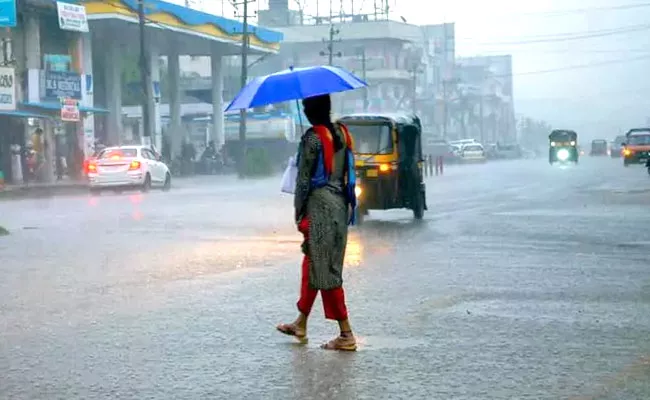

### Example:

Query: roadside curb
xmin=0 ymin=184 xmax=89 ymax=201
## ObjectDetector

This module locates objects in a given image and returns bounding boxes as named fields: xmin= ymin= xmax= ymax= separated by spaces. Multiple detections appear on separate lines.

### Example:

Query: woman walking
xmin=276 ymin=94 xmax=357 ymax=351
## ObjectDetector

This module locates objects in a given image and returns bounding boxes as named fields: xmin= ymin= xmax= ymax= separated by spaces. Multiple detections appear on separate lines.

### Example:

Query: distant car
xmin=611 ymin=135 xmax=626 ymax=158
xmin=590 ymin=139 xmax=609 ymax=156
xmin=622 ymin=129 xmax=650 ymax=167
xmin=460 ymin=143 xmax=486 ymax=163
xmin=87 ymin=145 xmax=171 ymax=193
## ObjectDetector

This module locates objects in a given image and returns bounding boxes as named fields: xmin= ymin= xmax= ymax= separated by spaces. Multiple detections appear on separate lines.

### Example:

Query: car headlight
xmin=570 ymin=141 xmax=576 ymax=146
xmin=355 ymin=186 xmax=362 ymax=197
xmin=557 ymin=149 xmax=570 ymax=161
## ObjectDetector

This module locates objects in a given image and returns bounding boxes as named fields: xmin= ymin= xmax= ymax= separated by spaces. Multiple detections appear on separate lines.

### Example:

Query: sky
xmin=165 ymin=0 xmax=650 ymax=139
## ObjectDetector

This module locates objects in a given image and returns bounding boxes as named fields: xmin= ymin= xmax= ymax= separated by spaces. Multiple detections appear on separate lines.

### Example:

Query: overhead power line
xmin=510 ymin=2 xmax=650 ymax=18
xmin=458 ymin=23 xmax=650 ymax=45
xmin=495 ymin=54 xmax=650 ymax=78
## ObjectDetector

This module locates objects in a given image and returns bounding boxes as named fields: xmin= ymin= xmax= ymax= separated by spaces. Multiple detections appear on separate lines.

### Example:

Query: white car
xmin=460 ymin=143 xmax=487 ymax=163
xmin=87 ymin=145 xmax=171 ymax=193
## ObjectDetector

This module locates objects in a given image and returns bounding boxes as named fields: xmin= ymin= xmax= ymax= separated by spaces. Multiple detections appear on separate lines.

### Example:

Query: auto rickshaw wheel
xmin=413 ymin=192 xmax=425 ymax=220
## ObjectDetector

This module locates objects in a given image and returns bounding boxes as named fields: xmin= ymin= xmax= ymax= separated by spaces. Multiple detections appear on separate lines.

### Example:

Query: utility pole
xmin=320 ymin=25 xmax=341 ymax=65
xmin=442 ymin=79 xmax=449 ymax=139
xmin=361 ymin=48 xmax=368 ymax=111
xmin=138 ymin=0 xmax=152 ymax=145
xmin=479 ymin=93 xmax=485 ymax=144
xmin=411 ymin=68 xmax=417 ymax=114
xmin=233 ymin=0 xmax=252 ymax=176
xmin=355 ymin=47 xmax=368 ymax=111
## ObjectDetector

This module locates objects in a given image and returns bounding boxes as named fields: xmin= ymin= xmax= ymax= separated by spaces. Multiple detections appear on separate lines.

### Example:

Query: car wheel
xmin=89 ymin=188 xmax=101 ymax=196
xmin=162 ymin=173 xmax=171 ymax=192
xmin=141 ymin=173 xmax=152 ymax=192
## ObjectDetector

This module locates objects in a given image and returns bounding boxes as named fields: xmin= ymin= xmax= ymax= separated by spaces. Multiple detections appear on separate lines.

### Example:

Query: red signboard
xmin=60 ymin=97 xmax=80 ymax=122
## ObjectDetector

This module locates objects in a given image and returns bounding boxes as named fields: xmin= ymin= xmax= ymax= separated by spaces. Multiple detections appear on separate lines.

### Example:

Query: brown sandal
xmin=276 ymin=323 xmax=308 ymax=342
xmin=321 ymin=334 xmax=357 ymax=351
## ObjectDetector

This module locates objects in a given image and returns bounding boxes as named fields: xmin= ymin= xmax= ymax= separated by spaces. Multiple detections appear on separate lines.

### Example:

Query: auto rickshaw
xmin=337 ymin=113 xmax=427 ymax=224
xmin=549 ymin=129 xmax=578 ymax=164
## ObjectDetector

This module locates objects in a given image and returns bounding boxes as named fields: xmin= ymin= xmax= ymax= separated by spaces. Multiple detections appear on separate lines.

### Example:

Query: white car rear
xmin=461 ymin=143 xmax=486 ymax=162
xmin=87 ymin=146 xmax=171 ymax=192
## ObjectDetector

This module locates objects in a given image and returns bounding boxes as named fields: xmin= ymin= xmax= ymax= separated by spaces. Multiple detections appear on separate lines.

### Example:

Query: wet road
xmin=1 ymin=157 xmax=650 ymax=400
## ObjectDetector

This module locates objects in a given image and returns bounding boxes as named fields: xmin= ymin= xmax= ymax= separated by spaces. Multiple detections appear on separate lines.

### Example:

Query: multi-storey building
xmin=454 ymin=55 xmax=516 ymax=144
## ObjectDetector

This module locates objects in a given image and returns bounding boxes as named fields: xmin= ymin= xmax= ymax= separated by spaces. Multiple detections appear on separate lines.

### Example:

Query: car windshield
xmin=464 ymin=145 xmax=483 ymax=151
xmin=551 ymin=134 xmax=574 ymax=142
xmin=347 ymin=124 xmax=393 ymax=154
xmin=592 ymin=141 xmax=607 ymax=149
xmin=614 ymin=136 xmax=626 ymax=145
xmin=98 ymin=149 xmax=138 ymax=159
xmin=627 ymin=135 xmax=650 ymax=146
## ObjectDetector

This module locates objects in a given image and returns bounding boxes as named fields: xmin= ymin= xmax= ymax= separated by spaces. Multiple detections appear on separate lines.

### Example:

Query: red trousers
xmin=296 ymin=217 xmax=348 ymax=321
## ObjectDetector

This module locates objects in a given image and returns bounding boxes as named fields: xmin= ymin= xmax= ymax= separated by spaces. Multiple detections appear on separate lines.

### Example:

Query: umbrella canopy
xmin=225 ymin=65 xmax=367 ymax=112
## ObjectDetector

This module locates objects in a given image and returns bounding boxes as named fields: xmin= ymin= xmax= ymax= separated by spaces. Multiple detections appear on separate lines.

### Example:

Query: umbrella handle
xmin=295 ymin=99 xmax=304 ymax=133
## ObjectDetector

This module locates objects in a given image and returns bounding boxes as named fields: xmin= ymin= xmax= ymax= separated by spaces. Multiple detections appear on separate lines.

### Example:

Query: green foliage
xmin=0 ymin=225 xmax=9 ymax=236
xmin=244 ymin=147 xmax=273 ymax=177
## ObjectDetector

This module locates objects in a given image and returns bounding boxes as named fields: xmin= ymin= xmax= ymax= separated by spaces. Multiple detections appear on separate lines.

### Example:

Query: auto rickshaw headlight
xmin=557 ymin=149 xmax=570 ymax=161
xmin=379 ymin=163 xmax=390 ymax=172
xmin=355 ymin=186 xmax=362 ymax=197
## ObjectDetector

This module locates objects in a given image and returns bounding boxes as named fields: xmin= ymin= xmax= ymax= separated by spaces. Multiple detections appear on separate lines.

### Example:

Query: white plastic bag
xmin=280 ymin=154 xmax=298 ymax=194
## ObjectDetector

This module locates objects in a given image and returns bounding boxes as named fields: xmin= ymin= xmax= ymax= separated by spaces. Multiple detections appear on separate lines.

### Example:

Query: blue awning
xmin=21 ymin=101 xmax=110 ymax=114
xmin=80 ymin=105 xmax=110 ymax=114
xmin=0 ymin=110 xmax=52 ymax=119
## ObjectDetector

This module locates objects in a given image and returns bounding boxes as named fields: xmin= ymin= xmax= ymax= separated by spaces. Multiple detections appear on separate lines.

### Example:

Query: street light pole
xmin=361 ymin=48 xmax=368 ymax=111
xmin=138 ymin=0 xmax=152 ymax=145
xmin=442 ymin=79 xmax=448 ymax=139
xmin=233 ymin=0 xmax=252 ymax=176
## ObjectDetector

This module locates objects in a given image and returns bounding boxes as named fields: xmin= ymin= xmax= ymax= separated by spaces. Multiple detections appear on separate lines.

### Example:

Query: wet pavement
xmin=1 ymin=158 xmax=650 ymax=399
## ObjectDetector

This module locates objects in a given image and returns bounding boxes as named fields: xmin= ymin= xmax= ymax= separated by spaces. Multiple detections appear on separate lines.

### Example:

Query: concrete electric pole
xmin=138 ymin=0 xmax=153 ymax=144
xmin=320 ymin=25 xmax=341 ymax=66
xmin=233 ymin=0 xmax=253 ymax=176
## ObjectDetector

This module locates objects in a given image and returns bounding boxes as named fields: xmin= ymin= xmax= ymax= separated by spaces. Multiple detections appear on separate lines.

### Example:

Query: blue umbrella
xmin=225 ymin=65 xmax=368 ymax=112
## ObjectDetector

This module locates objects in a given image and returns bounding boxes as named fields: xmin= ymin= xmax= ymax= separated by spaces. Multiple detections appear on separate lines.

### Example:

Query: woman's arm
xmin=294 ymin=130 xmax=320 ymax=223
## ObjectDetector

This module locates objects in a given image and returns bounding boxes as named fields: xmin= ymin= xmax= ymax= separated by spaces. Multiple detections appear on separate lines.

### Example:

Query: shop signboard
xmin=44 ymin=70 xmax=82 ymax=100
xmin=56 ymin=1 xmax=88 ymax=32
xmin=0 ymin=0 xmax=16 ymax=28
xmin=44 ymin=54 xmax=72 ymax=72
xmin=0 ymin=66 xmax=16 ymax=110
xmin=60 ymin=98 xmax=80 ymax=122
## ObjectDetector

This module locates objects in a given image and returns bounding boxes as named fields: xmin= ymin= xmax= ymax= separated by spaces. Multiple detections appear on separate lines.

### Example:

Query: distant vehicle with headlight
xmin=589 ymin=139 xmax=609 ymax=156
xmin=548 ymin=129 xmax=578 ymax=165
xmin=87 ymin=145 xmax=171 ymax=194
xmin=621 ymin=128 xmax=650 ymax=167
xmin=338 ymin=113 xmax=427 ymax=224
xmin=611 ymin=135 xmax=626 ymax=158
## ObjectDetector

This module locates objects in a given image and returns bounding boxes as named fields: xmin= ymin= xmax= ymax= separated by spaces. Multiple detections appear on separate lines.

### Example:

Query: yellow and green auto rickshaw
xmin=337 ymin=113 xmax=427 ymax=224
